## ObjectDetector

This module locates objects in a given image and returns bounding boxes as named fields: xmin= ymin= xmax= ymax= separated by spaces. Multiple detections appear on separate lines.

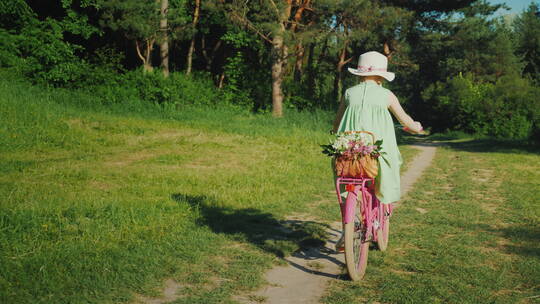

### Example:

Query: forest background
xmin=1 ymin=0 xmax=539 ymax=140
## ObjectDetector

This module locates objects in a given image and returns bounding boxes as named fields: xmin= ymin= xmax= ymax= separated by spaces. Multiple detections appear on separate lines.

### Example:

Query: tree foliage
xmin=0 ymin=0 xmax=539 ymax=139
xmin=514 ymin=2 xmax=540 ymax=84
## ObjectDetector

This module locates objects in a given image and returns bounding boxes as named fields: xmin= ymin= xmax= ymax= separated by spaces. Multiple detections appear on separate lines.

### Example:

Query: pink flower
xmin=365 ymin=145 xmax=374 ymax=154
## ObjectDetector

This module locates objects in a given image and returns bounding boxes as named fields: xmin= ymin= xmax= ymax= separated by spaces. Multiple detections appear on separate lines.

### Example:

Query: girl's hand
xmin=413 ymin=121 xmax=423 ymax=132
xmin=403 ymin=122 xmax=426 ymax=135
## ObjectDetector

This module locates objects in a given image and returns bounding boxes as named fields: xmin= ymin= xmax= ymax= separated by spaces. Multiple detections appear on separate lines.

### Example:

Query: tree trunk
xmin=145 ymin=39 xmax=155 ymax=73
xmin=186 ymin=40 xmax=195 ymax=75
xmin=144 ymin=62 xmax=153 ymax=73
xmin=333 ymin=44 xmax=351 ymax=104
xmin=136 ymin=39 xmax=155 ymax=73
xmin=333 ymin=69 xmax=343 ymax=105
xmin=306 ymin=42 xmax=316 ymax=101
xmin=271 ymin=34 xmax=287 ymax=117
xmin=186 ymin=0 xmax=201 ymax=75
xmin=294 ymin=43 xmax=304 ymax=82
xmin=383 ymin=41 xmax=394 ymax=62
xmin=160 ymin=0 xmax=169 ymax=77
xmin=218 ymin=72 xmax=225 ymax=89
xmin=270 ymin=0 xmax=293 ymax=117
xmin=290 ymin=0 xmax=310 ymax=83
xmin=201 ymin=34 xmax=222 ymax=71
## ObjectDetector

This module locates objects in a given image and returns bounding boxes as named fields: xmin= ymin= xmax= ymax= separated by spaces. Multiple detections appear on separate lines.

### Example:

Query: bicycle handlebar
xmin=402 ymin=126 xmax=428 ymax=135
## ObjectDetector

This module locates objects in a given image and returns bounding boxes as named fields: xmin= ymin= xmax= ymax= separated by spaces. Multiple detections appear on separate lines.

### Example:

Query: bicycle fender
xmin=344 ymin=192 xmax=358 ymax=224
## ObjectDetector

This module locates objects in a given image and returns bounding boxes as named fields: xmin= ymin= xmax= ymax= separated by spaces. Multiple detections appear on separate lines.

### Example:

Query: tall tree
xmin=514 ymin=3 xmax=540 ymax=83
xmin=186 ymin=0 xmax=201 ymax=75
xmin=99 ymin=0 xmax=189 ymax=74
xmin=317 ymin=0 xmax=411 ymax=104
xmin=195 ymin=1 xmax=229 ymax=86
xmin=270 ymin=1 xmax=291 ymax=117
xmin=291 ymin=0 xmax=312 ymax=82
xmin=382 ymin=0 xmax=477 ymax=14
xmin=420 ymin=1 xmax=518 ymax=82
xmin=99 ymin=0 xmax=160 ymax=72
xmin=160 ymin=0 xmax=169 ymax=77
xmin=226 ymin=0 xmax=315 ymax=117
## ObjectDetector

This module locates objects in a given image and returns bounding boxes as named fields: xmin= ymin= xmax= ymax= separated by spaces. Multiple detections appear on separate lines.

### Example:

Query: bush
xmin=121 ymin=71 xmax=220 ymax=106
xmin=0 ymin=29 xmax=24 ymax=68
xmin=0 ymin=19 xmax=91 ymax=87
xmin=422 ymin=73 xmax=539 ymax=140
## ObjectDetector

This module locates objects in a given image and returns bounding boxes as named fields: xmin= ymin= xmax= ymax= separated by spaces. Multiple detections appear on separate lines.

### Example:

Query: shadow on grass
xmin=399 ymin=136 xmax=539 ymax=154
xmin=459 ymin=221 xmax=540 ymax=258
xmin=396 ymin=128 xmax=540 ymax=154
xmin=496 ymin=225 xmax=540 ymax=258
xmin=440 ymin=138 xmax=539 ymax=154
xmin=171 ymin=193 xmax=328 ymax=258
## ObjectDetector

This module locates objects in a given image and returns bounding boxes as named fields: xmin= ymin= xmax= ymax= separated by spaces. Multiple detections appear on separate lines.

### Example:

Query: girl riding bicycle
xmin=333 ymin=51 xmax=424 ymax=251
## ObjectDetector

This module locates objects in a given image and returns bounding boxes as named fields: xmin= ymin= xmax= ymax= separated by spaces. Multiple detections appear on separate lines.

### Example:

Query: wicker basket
xmin=334 ymin=131 xmax=379 ymax=179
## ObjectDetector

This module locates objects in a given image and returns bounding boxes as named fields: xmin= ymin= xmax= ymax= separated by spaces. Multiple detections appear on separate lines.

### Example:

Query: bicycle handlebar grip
xmin=403 ymin=126 xmax=424 ymax=134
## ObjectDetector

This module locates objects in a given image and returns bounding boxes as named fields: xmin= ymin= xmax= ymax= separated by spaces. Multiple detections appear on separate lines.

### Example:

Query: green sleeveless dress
xmin=337 ymin=81 xmax=402 ymax=204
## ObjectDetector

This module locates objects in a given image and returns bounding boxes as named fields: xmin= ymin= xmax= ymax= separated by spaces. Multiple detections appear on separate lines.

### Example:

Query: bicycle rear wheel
xmin=344 ymin=192 xmax=369 ymax=281
xmin=376 ymin=203 xmax=390 ymax=251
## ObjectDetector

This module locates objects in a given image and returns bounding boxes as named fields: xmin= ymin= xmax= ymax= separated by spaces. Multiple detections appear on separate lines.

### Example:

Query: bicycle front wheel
xmin=344 ymin=192 xmax=369 ymax=281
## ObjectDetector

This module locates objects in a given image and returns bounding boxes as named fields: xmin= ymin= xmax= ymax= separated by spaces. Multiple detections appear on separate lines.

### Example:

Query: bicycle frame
xmin=335 ymin=177 xmax=387 ymax=242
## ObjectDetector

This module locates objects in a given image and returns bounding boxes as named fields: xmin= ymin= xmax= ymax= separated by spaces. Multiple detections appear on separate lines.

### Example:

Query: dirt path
xmin=236 ymin=142 xmax=438 ymax=304
xmin=399 ymin=142 xmax=438 ymax=199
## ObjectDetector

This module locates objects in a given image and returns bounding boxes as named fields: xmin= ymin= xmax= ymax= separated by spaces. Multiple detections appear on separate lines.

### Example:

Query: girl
xmin=332 ymin=51 xmax=424 ymax=251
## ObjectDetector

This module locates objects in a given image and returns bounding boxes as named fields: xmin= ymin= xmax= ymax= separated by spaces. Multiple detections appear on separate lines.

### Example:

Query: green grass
xmin=0 ymin=73 xmax=418 ymax=303
xmin=322 ymin=141 xmax=540 ymax=304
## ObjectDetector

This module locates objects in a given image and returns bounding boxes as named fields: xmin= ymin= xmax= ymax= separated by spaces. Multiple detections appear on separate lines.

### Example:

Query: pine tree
xmin=514 ymin=3 xmax=540 ymax=83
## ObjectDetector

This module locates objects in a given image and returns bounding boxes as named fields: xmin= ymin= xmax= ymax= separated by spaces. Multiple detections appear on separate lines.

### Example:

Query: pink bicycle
xmin=335 ymin=174 xmax=393 ymax=280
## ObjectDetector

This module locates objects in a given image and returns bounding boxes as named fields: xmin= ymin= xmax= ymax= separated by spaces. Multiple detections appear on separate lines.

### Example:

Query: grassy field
xmin=0 ymin=75 xmax=418 ymax=303
xmin=322 ymin=141 xmax=540 ymax=303
xmin=4 ymin=74 xmax=535 ymax=304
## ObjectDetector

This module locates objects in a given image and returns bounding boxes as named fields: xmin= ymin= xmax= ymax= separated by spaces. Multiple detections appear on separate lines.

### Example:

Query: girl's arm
xmin=388 ymin=92 xmax=423 ymax=133
xmin=332 ymin=100 xmax=347 ymax=133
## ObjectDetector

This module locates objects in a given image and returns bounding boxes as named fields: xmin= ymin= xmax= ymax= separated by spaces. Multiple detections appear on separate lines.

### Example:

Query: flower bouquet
xmin=321 ymin=131 xmax=387 ymax=179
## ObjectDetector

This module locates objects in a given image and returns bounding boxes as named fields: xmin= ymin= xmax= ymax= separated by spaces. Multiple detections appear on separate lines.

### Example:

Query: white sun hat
xmin=347 ymin=51 xmax=395 ymax=82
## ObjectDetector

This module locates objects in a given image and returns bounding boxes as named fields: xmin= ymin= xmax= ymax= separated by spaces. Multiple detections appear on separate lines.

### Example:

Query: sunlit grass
xmin=322 ymin=141 xmax=540 ymax=304
xmin=0 ymin=74 xmax=421 ymax=303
